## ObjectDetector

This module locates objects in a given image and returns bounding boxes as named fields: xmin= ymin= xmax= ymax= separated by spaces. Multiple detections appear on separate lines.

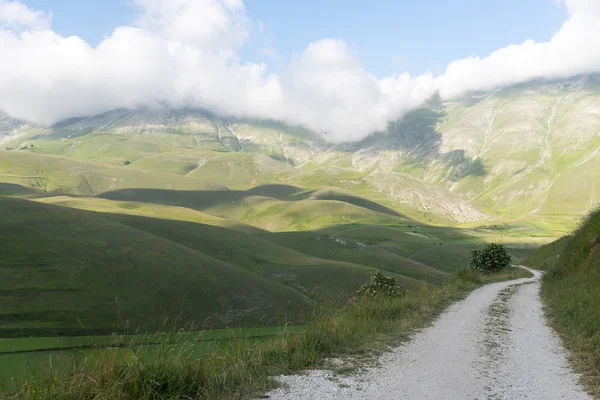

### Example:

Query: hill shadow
xmin=339 ymin=94 xmax=487 ymax=182
xmin=98 ymin=184 xmax=407 ymax=218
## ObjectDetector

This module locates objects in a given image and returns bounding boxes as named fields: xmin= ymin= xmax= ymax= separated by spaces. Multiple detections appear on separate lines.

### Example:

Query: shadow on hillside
xmin=99 ymin=184 xmax=407 ymax=218
xmin=339 ymin=94 xmax=488 ymax=181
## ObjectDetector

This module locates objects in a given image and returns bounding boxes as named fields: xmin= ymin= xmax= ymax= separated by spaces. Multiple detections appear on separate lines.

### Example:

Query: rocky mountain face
xmin=50 ymin=108 xmax=328 ymax=165
xmin=0 ymin=111 xmax=29 ymax=144
xmin=2 ymin=76 xmax=600 ymax=223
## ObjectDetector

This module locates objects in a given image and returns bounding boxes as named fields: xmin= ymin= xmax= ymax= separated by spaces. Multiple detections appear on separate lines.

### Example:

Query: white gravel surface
xmin=266 ymin=267 xmax=592 ymax=400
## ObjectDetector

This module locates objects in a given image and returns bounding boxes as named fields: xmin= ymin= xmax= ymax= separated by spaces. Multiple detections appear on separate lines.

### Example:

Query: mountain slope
xmin=3 ymin=76 xmax=599 ymax=224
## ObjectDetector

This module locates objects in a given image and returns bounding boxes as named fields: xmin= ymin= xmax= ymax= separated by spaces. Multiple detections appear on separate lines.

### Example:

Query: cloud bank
xmin=0 ymin=0 xmax=598 ymax=142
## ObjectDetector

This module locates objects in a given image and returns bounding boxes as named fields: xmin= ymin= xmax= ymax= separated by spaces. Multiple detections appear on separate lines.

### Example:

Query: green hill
xmin=98 ymin=185 xmax=410 ymax=232
xmin=0 ymin=195 xmax=459 ymax=336
xmin=2 ymin=76 xmax=597 ymax=341
xmin=0 ymin=197 xmax=315 ymax=336
xmin=525 ymin=209 xmax=600 ymax=396
xmin=0 ymin=150 xmax=225 ymax=195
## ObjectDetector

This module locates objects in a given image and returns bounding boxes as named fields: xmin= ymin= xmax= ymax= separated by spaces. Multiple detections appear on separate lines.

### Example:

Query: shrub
xmin=124 ymin=160 xmax=131 ymax=166
xmin=355 ymin=271 xmax=406 ymax=298
xmin=469 ymin=243 xmax=511 ymax=274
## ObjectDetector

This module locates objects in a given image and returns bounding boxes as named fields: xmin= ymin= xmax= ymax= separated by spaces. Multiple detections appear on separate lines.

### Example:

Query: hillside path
xmin=267 ymin=267 xmax=592 ymax=400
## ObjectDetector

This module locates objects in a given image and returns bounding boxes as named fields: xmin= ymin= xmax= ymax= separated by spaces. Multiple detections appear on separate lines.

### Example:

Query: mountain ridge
xmin=2 ymin=75 xmax=600 ymax=224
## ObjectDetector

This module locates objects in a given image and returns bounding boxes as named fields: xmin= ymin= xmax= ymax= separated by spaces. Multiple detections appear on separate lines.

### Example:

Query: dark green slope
xmin=260 ymin=230 xmax=449 ymax=285
xmin=113 ymin=214 xmax=437 ymax=292
xmin=0 ymin=197 xmax=310 ymax=336
xmin=0 ymin=195 xmax=438 ymax=337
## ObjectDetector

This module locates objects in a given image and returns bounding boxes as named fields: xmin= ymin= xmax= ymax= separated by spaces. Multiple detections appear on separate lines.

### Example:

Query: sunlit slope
xmin=3 ymin=133 xmax=300 ymax=189
xmin=98 ymin=185 xmax=410 ymax=231
xmin=35 ymin=196 xmax=264 ymax=234
xmin=3 ymin=108 xmax=326 ymax=165
xmin=0 ymin=150 xmax=225 ymax=195
xmin=3 ymin=76 xmax=600 ymax=224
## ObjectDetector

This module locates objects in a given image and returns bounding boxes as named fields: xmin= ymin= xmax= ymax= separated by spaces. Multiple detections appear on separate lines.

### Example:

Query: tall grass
xmin=5 ymin=268 xmax=526 ymax=400
xmin=527 ymin=208 xmax=600 ymax=397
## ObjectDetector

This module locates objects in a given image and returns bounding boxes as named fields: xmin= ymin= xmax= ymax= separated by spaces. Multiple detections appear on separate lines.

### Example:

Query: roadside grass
xmin=3 ymin=267 xmax=523 ymax=400
xmin=455 ymin=266 xmax=533 ymax=284
xmin=526 ymin=208 xmax=600 ymax=397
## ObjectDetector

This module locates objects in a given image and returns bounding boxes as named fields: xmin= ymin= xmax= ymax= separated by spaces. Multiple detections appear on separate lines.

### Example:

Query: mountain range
xmin=2 ymin=75 xmax=600 ymax=224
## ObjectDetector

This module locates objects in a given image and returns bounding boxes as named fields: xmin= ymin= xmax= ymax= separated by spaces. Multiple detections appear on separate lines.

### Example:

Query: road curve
xmin=267 ymin=267 xmax=591 ymax=400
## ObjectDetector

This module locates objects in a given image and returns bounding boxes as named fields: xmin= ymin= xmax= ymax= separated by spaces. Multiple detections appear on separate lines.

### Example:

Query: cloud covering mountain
xmin=0 ymin=0 xmax=598 ymax=142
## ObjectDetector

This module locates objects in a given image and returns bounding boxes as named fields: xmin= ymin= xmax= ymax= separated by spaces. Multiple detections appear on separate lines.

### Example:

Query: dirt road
xmin=268 ymin=267 xmax=591 ymax=400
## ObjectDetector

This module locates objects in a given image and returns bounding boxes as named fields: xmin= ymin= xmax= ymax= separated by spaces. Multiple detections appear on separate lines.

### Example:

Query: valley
xmin=0 ymin=76 xmax=599 ymax=398
xmin=2 ymin=77 xmax=595 ymax=336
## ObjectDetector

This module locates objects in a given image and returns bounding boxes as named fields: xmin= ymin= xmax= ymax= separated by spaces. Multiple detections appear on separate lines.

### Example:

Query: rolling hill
xmin=1 ymin=75 xmax=598 ymax=334
xmin=2 ymin=76 xmax=599 ymax=226
xmin=0 ymin=192 xmax=460 ymax=336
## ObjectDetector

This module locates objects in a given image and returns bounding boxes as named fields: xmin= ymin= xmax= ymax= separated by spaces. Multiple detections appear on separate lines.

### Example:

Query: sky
xmin=0 ymin=0 xmax=598 ymax=142
xmin=19 ymin=0 xmax=567 ymax=77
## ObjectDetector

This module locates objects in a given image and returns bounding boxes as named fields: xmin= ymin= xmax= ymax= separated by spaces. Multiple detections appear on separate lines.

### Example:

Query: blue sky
xmin=22 ymin=0 xmax=567 ymax=78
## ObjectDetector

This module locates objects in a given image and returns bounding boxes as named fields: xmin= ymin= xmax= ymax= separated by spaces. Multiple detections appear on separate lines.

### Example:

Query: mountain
xmin=2 ymin=75 xmax=599 ymax=225
xmin=0 ymin=111 xmax=29 ymax=144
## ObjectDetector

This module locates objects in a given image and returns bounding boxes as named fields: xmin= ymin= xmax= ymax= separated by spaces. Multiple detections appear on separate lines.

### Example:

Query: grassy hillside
xmin=0 ymin=268 xmax=532 ymax=399
xmin=0 ymin=150 xmax=225 ymax=196
xmin=98 ymin=185 xmax=411 ymax=232
xmin=0 ymin=197 xmax=312 ymax=336
xmin=524 ymin=209 xmax=600 ymax=396
xmin=0 ymin=195 xmax=464 ymax=336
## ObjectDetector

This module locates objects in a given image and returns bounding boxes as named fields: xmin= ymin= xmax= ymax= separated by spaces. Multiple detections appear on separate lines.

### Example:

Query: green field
xmin=0 ymin=326 xmax=303 ymax=385
xmin=4 ymin=80 xmax=598 ymax=395
xmin=0 ymin=184 xmax=548 ymax=339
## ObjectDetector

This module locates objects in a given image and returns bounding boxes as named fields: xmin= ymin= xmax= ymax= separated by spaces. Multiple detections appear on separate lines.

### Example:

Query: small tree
xmin=124 ymin=160 xmax=131 ymax=166
xmin=469 ymin=243 xmax=511 ymax=274
xmin=356 ymin=271 xmax=406 ymax=299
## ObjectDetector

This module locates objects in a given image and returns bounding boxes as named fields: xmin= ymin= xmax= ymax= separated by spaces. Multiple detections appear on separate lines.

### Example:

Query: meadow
xmin=0 ymin=267 xmax=532 ymax=399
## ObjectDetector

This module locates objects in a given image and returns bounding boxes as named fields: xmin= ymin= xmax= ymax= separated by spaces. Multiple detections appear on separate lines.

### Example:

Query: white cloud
xmin=0 ymin=0 xmax=599 ymax=142
xmin=438 ymin=0 xmax=600 ymax=98
xmin=0 ymin=0 xmax=51 ymax=31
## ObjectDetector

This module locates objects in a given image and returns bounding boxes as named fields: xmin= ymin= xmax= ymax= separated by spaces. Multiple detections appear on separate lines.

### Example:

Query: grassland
xmin=0 ymin=326 xmax=302 ymax=387
xmin=0 ymin=196 xmax=314 ymax=336
xmin=0 ymin=150 xmax=224 ymax=196
xmin=3 ymin=88 xmax=593 ymax=397
xmin=0 ymin=267 xmax=531 ymax=399
xmin=0 ymin=171 xmax=551 ymax=338
xmin=0 ymin=193 xmax=451 ymax=337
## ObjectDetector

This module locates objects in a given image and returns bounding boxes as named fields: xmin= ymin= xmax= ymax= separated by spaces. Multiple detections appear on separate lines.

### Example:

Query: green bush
xmin=355 ymin=271 xmax=406 ymax=298
xmin=469 ymin=243 xmax=511 ymax=274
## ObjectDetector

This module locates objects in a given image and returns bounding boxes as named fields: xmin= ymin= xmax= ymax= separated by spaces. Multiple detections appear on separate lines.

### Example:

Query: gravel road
xmin=267 ymin=267 xmax=592 ymax=400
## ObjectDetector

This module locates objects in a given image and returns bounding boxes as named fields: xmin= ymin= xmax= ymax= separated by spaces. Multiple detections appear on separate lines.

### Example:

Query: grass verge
xmin=3 ymin=267 xmax=527 ymax=400
xmin=525 ymin=209 xmax=600 ymax=397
